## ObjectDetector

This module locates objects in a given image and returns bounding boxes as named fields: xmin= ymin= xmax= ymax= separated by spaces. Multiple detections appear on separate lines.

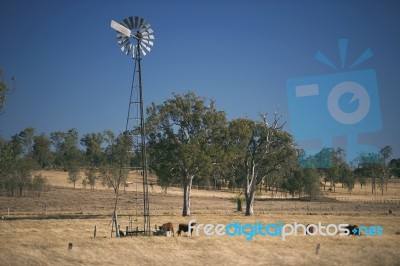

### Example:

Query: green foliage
xmin=0 ymin=80 xmax=8 ymax=112
xmin=389 ymin=158 xmax=400 ymax=177
xmin=33 ymin=133 xmax=52 ymax=168
xmin=229 ymin=193 xmax=245 ymax=203
xmin=49 ymin=129 xmax=82 ymax=170
xmin=13 ymin=157 xmax=38 ymax=196
xmin=301 ymin=168 xmax=321 ymax=200
xmin=146 ymin=91 xmax=227 ymax=216
xmin=341 ymin=167 xmax=355 ymax=192
xmin=0 ymin=90 xmax=395 ymax=205
xmin=280 ymin=167 xmax=321 ymax=200
xmin=98 ymin=165 xmax=127 ymax=194
xmin=354 ymin=152 xmax=383 ymax=194
xmin=29 ymin=174 xmax=49 ymax=197
xmin=0 ymin=68 xmax=14 ymax=115
xmin=80 ymin=132 xmax=105 ymax=167
xmin=226 ymin=114 xmax=296 ymax=215
xmin=67 ymin=165 xmax=80 ymax=189
xmin=84 ymin=168 xmax=97 ymax=190
xmin=282 ymin=169 xmax=303 ymax=198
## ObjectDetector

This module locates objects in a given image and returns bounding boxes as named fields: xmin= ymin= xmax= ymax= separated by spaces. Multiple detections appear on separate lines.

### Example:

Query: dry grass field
xmin=1 ymin=170 xmax=400 ymax=266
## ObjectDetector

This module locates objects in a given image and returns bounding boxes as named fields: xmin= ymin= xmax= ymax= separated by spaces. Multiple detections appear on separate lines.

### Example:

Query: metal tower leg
xmin=124 ymin=40 xmax=150 ymax=236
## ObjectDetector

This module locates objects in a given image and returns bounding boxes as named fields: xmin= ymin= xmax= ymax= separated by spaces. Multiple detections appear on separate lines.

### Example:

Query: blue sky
xmin=1 ymin=0 xmax=399 ymax=159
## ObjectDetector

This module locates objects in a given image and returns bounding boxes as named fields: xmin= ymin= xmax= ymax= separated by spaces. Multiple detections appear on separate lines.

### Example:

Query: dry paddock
xmin=0 ymin=213 xmax=399 ymax=266
xmin=0 ymin=171 xmax=400 ymax=265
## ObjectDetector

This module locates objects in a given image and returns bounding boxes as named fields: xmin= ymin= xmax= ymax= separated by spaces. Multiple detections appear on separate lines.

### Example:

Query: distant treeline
xmin=1 ymin=92 xmax=399 ymax=204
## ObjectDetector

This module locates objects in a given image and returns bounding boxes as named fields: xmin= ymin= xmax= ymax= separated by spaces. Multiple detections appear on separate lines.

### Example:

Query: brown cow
xmin=345 ymin=225 xmax=360 ymax=236
xmin=177 ymin=222 xmax=197 ymax=236
xmin=306 ymin=224 xmax=316 ymax=235
xmin=159 ymin=222 xmax=174 ymax=237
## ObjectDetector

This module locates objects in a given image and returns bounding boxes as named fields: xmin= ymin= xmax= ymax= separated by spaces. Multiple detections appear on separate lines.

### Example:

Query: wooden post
xmin=111 ymin=218 xmax=114 ymax=238
xmin=237 ymin=198 xmax=242 ymax=212
xmin=94 ymin=225 xmax=97 ymax=238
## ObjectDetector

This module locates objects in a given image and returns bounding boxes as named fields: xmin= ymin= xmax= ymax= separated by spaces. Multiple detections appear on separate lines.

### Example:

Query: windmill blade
xmin=134 ymin=16 xmax=140 ymax=28
xmin=124 ymin=17 xmax=134 ymax=30
xmin=141 ymin=28 xmax=153 ymax=34
xmin=112 ymin=16 xmax=154 ymax=57
xmin=137 ymin=17 xmax=146 ymax=28
xmin=145 ymin=34 xmax=155 ymax=40
xmin=139 ymin=24 xmax=151 ymax=32
xmin=111 ymin=20 xmax=131 ymax=37
xmin=141 ymin=22 xmax=151 ymax=30
xmin=141 ymin=39 xmax=154 ymax=47
xmin=140 ymin=42 xmax=151 ymax=52
xmin=117 ymin=35 xmax=129 ymax=44
xmin=142 ymin=35 xmax=154 ymax=41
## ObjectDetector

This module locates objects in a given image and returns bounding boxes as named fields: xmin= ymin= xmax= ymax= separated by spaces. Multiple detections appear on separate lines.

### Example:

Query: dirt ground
xmin=0 ymin=170 xmax=399 ymax=265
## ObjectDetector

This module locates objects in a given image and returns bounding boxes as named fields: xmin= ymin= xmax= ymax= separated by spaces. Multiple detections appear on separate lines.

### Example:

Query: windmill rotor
xmin=111 ymin=16 xmax=154 ymax=58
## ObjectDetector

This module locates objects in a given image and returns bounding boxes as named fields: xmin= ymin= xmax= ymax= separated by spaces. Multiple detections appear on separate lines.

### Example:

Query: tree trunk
xmin=245 ymin=193 xmax=255 ymax=216
xmin=245 ymin=161 xmax=257 ymax=216
xmin=182 ymin=175 xmax=193 ymax=216
xmin=245 ymin=179 xmax=256 ymax=216
xmin=372 ymin=177 xmax=375 ymax=194
xmin=385 ymin=176 xmax=388 ymax=192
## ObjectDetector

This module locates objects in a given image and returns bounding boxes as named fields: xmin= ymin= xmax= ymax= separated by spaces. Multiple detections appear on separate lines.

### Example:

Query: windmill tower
xmin=111 ymin=16 xmax=154 ymax=236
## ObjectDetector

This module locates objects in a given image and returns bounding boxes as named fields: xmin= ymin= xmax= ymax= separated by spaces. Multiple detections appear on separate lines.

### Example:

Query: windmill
xmin=110 ymin=16 xmax=154 ymax=236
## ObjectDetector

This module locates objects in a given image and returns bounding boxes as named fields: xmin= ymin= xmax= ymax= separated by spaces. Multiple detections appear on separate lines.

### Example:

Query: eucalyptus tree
xmin=50 ymin=131 xmax=66 ymax=168
xmin=0 ymin=68 xmax=15 ymax=115
xmin=354 ymin=152 xmax=382 ymax=194
xmin=1 ymin=129 xmax=39 ymax=196
xmin=228 ymin=114 xmax=295 ymax=215
xmin=389 ymin=158 xmax=400 ymax=178
xmin=33 ymin=133 xmax=52 ymax=168
xmin=13 ymin=157 xmax=38 ymax=196
xmin=50 ymin=129 xmax=82 ymax=186
xmin=99 ymin=131 xmax=132 ymax=194
xmin=0 ymin=137 xmax=16 ymax=195
xmin=80 ymin=132 xmax=105 ymax=167
xmin=9 ymin=127 xmax=35 ymax=158
xmin=146 ymin=92 xmax=227 ymax=216
xmin=380 ymin=145 xmax=392 ymax=193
